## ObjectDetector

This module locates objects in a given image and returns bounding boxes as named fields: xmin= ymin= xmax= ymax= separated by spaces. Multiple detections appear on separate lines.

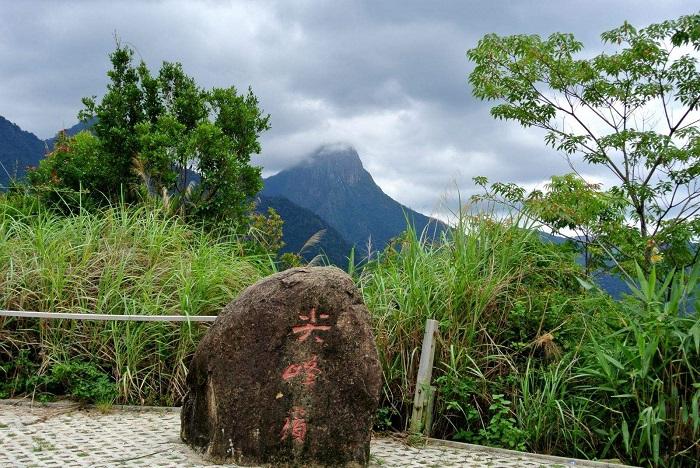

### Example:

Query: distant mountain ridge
xmin=0 ymin=116 xmax=46 ymax=187
xmin=44 ymin=119 xmax=96 ymax=150
xmin=262 ymin=144 xmax=443 ymax=252
xmin=0 ymin=117 xmax=96 ymax=188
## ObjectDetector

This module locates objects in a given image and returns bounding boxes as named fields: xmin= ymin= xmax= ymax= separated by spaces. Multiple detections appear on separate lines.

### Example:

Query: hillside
xmin=0 ymin=116 xmax=45 ymax=188
xmin=255 ymin=195 xmax=353 ymax=268
xmin=262 ymin=144 xmax=443 ymax=252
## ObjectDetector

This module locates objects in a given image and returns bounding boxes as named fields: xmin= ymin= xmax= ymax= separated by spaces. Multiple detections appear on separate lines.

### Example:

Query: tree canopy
xmin=30 ymin=43 xmax=270 ymax=227
xmin=468 ymin=13 xmax=700 ymax=272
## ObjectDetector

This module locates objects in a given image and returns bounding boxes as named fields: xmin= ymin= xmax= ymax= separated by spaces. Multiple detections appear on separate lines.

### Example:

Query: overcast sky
xmin=1 ymin=0 xmax=697 ymax=219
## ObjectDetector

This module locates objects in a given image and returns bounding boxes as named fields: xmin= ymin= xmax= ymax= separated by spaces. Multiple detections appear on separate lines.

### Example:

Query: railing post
xmin=409 ymin=318 xmax=439 ymax=435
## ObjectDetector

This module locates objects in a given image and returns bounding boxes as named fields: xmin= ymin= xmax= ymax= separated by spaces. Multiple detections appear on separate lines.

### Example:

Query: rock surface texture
xmin=181 ymin=267 xmax=382 ymax=467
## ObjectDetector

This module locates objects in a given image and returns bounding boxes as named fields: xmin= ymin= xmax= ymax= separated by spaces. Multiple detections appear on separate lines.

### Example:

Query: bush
xmin=27 ymin=361 xmax=117 ymax=404
xmin=361 ymin=206 xmax=699 ymax=466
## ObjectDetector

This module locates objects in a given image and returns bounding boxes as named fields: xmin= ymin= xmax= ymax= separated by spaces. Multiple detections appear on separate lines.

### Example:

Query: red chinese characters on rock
xmin=281 ymin=355 xmax=321 ymax=388
xmin=279 ymin=307 xmax=333 ymax=443
xmin=292 ymin=307 xmax=331 ymax=343
xmin=280 ymin=406 xmax=307 ymax=443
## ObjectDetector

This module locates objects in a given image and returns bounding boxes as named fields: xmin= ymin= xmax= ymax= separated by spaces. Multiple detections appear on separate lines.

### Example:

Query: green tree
xmin=468 ymin=13 xmax=700 ymax=272
xmin=474 ymin=174 xmax=627 ymax=273
xmin=31 ymin=42 xmax=270 ymax=227
xmin=27 ymin=129 xmax=104 ymax=210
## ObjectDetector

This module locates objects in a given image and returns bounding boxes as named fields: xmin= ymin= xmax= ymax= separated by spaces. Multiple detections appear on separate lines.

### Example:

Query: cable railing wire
xmin=0 ymin=310 xmax=217 ymax=322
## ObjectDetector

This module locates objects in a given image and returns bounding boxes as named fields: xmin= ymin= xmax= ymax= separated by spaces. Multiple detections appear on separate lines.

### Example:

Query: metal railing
xmin=0 ymin=310 xmax=217 ymax=322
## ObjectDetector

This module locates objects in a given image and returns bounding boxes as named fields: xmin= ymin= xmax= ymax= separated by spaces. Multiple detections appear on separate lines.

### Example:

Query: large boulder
xmin=181 ymin=266 xmax=382 ymax=467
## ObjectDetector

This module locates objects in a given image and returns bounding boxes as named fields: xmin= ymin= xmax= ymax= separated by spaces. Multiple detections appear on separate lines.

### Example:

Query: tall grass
xmin=360 ymin=206 xmax=699 ymax=466
xmin=517 ymin=357 xmax=596 ymax=457
xmin=359 ymin=210 xmax=599 ymax=440
xmin=575 ymin=263 xmax=700 ymax=466
xmin=0 ymin=200 xmax=275 ymax=404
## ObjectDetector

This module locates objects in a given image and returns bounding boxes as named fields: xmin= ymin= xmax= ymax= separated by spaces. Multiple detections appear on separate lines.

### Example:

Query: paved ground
xmin=0 ymin=401 xmax=625 ymax=467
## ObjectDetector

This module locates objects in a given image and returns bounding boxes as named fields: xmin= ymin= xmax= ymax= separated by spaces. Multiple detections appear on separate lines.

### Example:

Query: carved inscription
xmin=280 ymin=307 xmax=332 ymax=442
xmin=280 ymin=406 xmax=307 ymax=443
xmin=281 ymin=355 xmax=321 ymax=388
xmin=292 ymin=307 xmax=331 ymax=343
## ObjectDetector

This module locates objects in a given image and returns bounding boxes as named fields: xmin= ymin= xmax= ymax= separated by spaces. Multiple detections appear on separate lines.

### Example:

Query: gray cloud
xmin=0 ymin=0 xmax=697 ymax=220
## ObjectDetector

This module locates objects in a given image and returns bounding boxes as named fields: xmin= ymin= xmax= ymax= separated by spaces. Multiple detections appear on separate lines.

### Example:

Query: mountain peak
xmin=262 ymin=144 xmax=441 ymax=251
xmin=299 ymin=143 xmax=366 ymax=185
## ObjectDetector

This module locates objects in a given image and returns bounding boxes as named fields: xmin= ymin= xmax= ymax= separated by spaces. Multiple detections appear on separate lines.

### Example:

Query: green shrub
xmin=3 ymin=189 xmax=697 ymax=466
xmin=479 ymin=393 xmax=526 ymax=451
xmin=359 ymin=206 xmax=700 ymax=466
xmin=0 ymin=350 xmax=38 ymax=399
xmin=26 ymin=361 xmax=117 ymax=404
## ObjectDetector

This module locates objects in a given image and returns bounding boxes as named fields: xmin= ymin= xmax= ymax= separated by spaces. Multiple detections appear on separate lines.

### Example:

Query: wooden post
xmin=424 ymin=385 xmax=436 ymax=436
xmin=409 ymin=318 xmax=439 ymax=435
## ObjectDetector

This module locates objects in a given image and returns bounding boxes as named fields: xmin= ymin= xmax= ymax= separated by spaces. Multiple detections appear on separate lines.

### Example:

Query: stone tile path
xmin=0 ymin=402 xmax=626 ymax=467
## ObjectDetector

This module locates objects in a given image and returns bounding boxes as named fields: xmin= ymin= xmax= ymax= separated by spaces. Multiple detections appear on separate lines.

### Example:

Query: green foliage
xmin=279 ymin=252 xmax=304 ymax=269
xmin=361 ymin=205 xmax=699 ymax=465
xmin=27 ymin=130 xmax=103 ymax=211
xmin=247 ymin=206 xmax=324 ymax=269
xmin=475 ymin=175 xmax=628 ymax=273
xmin=466 ymin=14 xmax=700 ymax=463
xmin=374 ymin=406 xmax=399 ymax=432
xmin=468 ymin=13 xmax=700 ymax=273
xmin=0 ymin=350 xmax=38 ymax=399
xmin=1 ymin=351 xmax=116 ymax=405
xmin=575 ymin=262 xmax=700 ymax=466
xmin=2 ymin=187 xmax=697 ymax=465
xmin=479 ymin=394 xmax=526 ymax=451
xmin=30 ymin=42 xmax=270 ymax=227
xmin=247 ymin=207 xmax=285 ymax=255
xmin=0 ymin=198 xmax=275 ymax=404
xmin=516 ymin=358 xmax=594 ymax=457
xmin=360 ymin=207 xmax=596 ymax=442
xmin=28 ymin=361 xmax=117 ymax=405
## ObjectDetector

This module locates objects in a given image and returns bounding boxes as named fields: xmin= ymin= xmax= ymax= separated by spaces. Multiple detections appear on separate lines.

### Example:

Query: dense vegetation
xmin=442 ymin=14 xmax=700 ymax=465
xmin=0 ymin=196 xmax=275 ymax=405
xmin=361 ymin=213 xmax=699 ymax=466
xmin=1 ymin=194 xmax=696 ymax=465
xmin=29 ymin=43 xmax=270 ymax=228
